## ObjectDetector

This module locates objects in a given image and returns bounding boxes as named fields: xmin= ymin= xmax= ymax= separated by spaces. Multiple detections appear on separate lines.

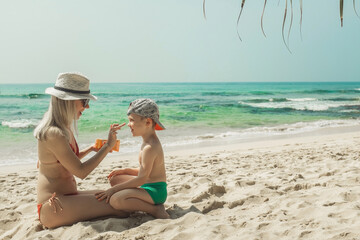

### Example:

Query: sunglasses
xmin=81 ymin=99 xmax=90 ymax=107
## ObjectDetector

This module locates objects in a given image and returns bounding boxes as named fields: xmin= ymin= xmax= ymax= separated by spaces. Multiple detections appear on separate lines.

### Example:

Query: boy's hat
xmin=45 ymin=72 xmax=97 ymax=101
xmin=127 ymin=99 xmax=165 ymax=130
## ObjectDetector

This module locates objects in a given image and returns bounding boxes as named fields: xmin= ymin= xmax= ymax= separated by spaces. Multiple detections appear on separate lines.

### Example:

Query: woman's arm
xmin=78 ymin=145 xmax=98 ymax=160
xmin=47 ymin=124 xmax=123 ymax=179
xmin=47 ymin=134 xmax=111 ymax=179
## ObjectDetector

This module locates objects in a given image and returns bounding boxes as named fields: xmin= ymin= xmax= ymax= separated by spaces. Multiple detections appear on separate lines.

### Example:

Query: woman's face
xmin=75 ymin=99 xmax=90 ymax=119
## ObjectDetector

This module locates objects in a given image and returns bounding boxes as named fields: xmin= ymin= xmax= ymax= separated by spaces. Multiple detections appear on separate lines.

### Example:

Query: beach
xmin=1 ymin=0 xmax=360 ymax=238
xmin=1 ymin=127 xmax=360 ymax=240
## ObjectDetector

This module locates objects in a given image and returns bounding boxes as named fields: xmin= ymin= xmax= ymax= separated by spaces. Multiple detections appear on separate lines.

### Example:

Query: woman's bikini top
xmin=69 ymin=139 xmax=80 ymax=157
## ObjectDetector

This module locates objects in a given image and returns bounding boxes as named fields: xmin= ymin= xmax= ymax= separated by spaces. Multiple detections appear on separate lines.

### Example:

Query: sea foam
xmin=2 ymin=119 xmax=39 ymax=129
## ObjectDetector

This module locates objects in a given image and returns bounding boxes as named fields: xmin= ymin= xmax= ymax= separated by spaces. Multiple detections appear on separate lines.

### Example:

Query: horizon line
xmin=1 ymin=81 xmax=360 ymax=85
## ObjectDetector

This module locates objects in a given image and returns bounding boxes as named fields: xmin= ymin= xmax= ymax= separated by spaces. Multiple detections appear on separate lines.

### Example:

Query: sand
xmin=1 ymin=129 xmax=360 ymax=240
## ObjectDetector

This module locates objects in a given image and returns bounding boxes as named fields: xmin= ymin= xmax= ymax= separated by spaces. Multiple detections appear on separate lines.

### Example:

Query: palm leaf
xmin=236 ymin=0 xmax=246 ymax=41
xmin=261 ymin=0 xmax=268 ymax=37
xmin=340 ymin=0 xmax=344 ymax=27
xmin=202 ymin=0 xmax=358 ymax=51
xmin=287 ymin=0 xmax=294 ymax=48
xmin=354 ymin=0 xmax=360 ymax=19
xmin=282 ymin=0 xmax=292 ymax=53
xmin=300 ymin=0 xmax=303 ymax=40
xmin=203 ymin=0 xmax=207 ymax=20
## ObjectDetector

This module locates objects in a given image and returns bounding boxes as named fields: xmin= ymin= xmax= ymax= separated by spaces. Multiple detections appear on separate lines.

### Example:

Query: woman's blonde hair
xmin=34 ymin=96 xmax=78 ymax=141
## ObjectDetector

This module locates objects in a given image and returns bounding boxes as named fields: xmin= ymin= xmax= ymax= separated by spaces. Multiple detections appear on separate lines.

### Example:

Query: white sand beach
xmin=1 ymin=128 xmax=360 ymax=240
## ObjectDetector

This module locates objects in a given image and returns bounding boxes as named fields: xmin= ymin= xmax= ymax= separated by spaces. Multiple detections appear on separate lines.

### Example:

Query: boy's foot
xmin=153 ymin=205 xmax=170 ymax=219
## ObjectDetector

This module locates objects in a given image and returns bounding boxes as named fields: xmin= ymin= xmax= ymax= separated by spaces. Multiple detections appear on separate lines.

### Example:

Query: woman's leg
xmin=77 ymin=190 xmax=103 ymax=194
xmin=109 ymin=189 xmax=169 ymax=219
xmin=39 ymin=192 xmax=128 ymax=228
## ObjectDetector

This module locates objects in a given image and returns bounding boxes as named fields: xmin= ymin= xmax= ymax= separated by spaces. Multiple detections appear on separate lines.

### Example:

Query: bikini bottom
xmin=37 ymin=192 xmax=78 ymax=223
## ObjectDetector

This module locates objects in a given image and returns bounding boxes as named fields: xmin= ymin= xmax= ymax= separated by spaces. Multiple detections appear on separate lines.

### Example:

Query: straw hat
xmin=45 ymin=72 xmax=97 ymax=100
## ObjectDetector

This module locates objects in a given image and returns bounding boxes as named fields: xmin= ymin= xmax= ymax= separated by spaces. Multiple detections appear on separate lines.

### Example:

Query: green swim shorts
xmin=140 ymin=182 xmax=167 ymax=205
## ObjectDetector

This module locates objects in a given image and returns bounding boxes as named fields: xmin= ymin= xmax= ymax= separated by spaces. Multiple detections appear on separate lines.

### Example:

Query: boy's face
xmin=127 ymin=113 xmax=147 ymax=137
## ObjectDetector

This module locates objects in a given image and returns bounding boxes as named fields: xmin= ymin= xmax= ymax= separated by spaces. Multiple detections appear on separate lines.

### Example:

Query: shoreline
xmin=1 ymin=119 xmax=359 ymax=168
xmin=2 ymin=124 xmax=359 ymax=173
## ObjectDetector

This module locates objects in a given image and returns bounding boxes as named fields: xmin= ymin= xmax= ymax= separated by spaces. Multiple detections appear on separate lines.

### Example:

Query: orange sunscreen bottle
xmin=95 ymin=139 xmax=120 ymax=152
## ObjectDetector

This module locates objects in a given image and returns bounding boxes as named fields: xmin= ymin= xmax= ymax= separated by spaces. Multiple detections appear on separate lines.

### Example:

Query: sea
xmin=1 ymin=82 xmax=359 ymax=167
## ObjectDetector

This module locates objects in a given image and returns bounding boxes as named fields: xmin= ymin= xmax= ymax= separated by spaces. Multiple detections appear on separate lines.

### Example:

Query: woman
xmin=34 ymin=72 xmax=127 ymax=228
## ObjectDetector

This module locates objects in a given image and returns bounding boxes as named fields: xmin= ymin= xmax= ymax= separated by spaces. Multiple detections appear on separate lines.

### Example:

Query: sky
xmin=0 ymin=0 xmax=359 ymax=83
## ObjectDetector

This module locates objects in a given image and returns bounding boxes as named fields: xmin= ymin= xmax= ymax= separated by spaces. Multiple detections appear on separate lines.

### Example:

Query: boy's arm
xmin=124 ymin=168 xmax=140 ymax=175
xmin=107 ymin=167 xmax=139 ymax=179
xmin=47 ymin=132 xmax=113 ymax=180
xmin=95 ymin=145 xmax=156 ymax=202
xmin=112 ymin=145 xmax=155 ymax=191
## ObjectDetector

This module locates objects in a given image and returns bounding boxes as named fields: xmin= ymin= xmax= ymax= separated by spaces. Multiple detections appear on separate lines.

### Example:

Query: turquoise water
xmin=1 ymin=82 xmax=360 ymax=166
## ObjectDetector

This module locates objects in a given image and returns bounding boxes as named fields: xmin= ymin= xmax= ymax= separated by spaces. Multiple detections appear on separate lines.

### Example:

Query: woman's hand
xmin=106 ymin=123 xmax=126 ymax=150
xmin=107 ymin=168 xmax=125 ymax=179
xmin=95 ymin=188 xmax=116 ymax=203
xmin=91 ymin=144 xmax=99 ymax=152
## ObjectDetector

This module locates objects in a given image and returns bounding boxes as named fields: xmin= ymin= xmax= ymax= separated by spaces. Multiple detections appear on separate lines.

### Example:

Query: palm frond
xmin=340 ymin=0 xmax=344 ymax=27
xmin=236 ymin=0 xmax=246 ymax=41
xmin=282 ymin=0 xmax=292 ymax=53
xmin=203 ymin=0 xmax=207 ymax=20
xmin=300 ymin=0 xmax=303 ymax=41
xmin=287 ymin=0 xmax=294 ymax=48
xmin=354 ymin=0 xmax=360 ymax=19
xmin=261 ymin=0 xmax=268 ymax=37
xmin=202 ymin=0 xmax=358 ymax=51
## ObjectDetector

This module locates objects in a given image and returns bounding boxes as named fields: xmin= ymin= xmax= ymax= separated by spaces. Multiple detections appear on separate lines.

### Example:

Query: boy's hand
xmin=95 ymin=188 xmax=116 ymax=203
xmin=91 ymin=144 xmax=99 ymax=152
xmin=107 ymin=169 xmax=125 ymax=179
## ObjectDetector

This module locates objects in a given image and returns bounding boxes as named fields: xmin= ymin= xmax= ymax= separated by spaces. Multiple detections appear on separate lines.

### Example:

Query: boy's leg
xmin=109 ymin=189 xmax=169 ymax=219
